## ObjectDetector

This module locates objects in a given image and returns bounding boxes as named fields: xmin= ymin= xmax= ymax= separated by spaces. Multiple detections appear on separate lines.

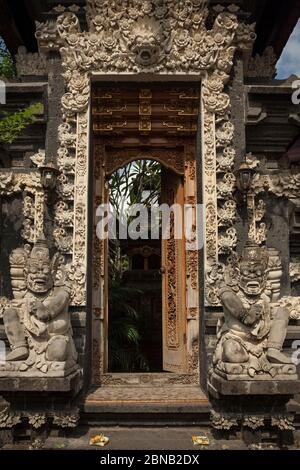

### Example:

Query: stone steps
xmin=81 ymin=385 xmax=211 ymax=425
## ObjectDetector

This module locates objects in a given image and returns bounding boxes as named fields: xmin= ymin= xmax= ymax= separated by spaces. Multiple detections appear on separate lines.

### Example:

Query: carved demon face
xmin=238 ymin=260 xmax=266 ymax=296
xmin=129 ymin=17 xmax=163 ymax=66
xmin=26 ymin=257 xmax=53 ymax=294
xmin=132 ymin=35 xmax=160 ymax=66
xmin=237 ymin=243 xmax=269 ymax=296
xmin=25 ymin=238 xmax=54 ymax=294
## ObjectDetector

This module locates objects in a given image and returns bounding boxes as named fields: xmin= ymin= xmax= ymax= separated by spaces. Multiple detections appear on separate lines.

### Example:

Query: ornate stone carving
xmin=211 ymin=410 xmax=239 ymax=430
xmin=243 ymin=415 xmax=265 ymax=430
xmin=35 ymin=20 xmax=62 ymax=52
xmin=15 ymin=46 xmax=47 ymax=77
xmin=52 ymin=408 xmax=79 ymax=428
xmin=279 ymin=296 xmax=300 ymax=320
xmin=246 ymin=47 xmax=277 ymax=79
xmin=0 ymin=407 xmax=21 ymax=428
xmin=0 ymin=407 xmax=80 ymax=430
xmin=30 ymin=150 xmax=46 ymax=168
xmin=209 ymin=241 xmax=297 ymax=380
xmin=0 ymin=170 xmax=45 ymax=246
xmin=0 ymin=235 xmax=79 ymax=377
xmin=28 ymin=413 xmax=47 ymax=429
xmin=0 ymin=172 xmax=17 ymax=195
xmin=271 ymin=415 xmax=295 ymax=431
xmin=290 ymin=262 xmax=300 ymax=283
xmin=248 ymin=198 xmax=267 ymax=246
xmin=252 ymin=172 xmax=300 ymax=199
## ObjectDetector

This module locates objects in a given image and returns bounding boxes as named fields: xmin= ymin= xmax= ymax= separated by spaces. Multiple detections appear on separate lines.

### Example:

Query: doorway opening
xmin=108 ymin=159 xmax=163 ymax=372
xmin=92 ymin=81 xmax=201 ymax=384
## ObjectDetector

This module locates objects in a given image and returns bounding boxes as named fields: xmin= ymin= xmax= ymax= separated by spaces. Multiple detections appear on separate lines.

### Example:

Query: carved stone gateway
xmin=0 ymin=0 xmax=299 ymax=440
xmin=32 ymin=0 xmax=256 ymax=387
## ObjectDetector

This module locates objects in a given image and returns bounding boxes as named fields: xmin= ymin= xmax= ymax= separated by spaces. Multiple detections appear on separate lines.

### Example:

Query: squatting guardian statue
xmin=212 ymin=241 xmax=296 ymax=379
xmin=1 ymin=235 xmax=78 ymax=376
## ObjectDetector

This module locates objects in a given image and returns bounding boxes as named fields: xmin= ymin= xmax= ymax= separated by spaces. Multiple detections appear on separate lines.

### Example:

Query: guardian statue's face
xmin=25 ymin=240 xmax=54 ymax=294
xmin=26 ymin=258 xmax=53 ymax=294
xmin=236 ymin=242 xmax=268 ymax=296
xmin=239 ymin=260 xmax=266 ymax=296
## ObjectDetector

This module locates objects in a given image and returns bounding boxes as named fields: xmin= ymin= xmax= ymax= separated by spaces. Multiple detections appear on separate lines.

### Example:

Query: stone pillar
xmin=45 ymin=52 xmax=64 ymax=165
xmin=229 ymin=55 xmax=249 ymax=253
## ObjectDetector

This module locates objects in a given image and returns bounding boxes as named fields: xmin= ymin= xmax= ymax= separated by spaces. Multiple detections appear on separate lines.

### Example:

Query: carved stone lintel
xmin=252 ymin=172 xmax=300 ymax=200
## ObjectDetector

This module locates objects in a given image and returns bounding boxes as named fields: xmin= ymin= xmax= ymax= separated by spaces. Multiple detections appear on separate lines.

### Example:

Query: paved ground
xmin=3 ymin=426 xmax=300 ymax=450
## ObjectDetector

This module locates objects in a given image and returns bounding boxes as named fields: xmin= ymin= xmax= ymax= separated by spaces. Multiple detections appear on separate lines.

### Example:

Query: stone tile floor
xmin=3 ymin=427 xmax=300 ymax=450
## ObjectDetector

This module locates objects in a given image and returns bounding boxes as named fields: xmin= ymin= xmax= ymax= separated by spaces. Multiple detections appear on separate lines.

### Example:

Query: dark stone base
xmin=208 ymin=370 xmax=300 ymax=445
xmin=0 ymin=368 xmax=83 ymax=394
xmin=208 ymin=371 xmax=300 ymax=398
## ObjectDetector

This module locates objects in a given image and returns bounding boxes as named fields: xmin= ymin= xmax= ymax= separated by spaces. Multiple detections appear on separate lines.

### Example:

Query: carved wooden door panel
xmin=161 ymin=167 xmax=187 ymax=373
xmin=93 ymin=148 xmax=109 ymax=377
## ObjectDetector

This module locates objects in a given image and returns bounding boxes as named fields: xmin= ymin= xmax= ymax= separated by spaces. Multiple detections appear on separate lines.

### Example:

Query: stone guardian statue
xmin=1 ymin=234 xmax=78 ymax=376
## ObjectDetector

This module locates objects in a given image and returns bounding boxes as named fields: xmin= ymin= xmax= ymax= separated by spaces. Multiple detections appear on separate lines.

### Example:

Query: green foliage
xmin=108 ymin=239 xmax=149 ymax=372
xmin=0 ymin=39 xmax=16 ymax=79
xmin=109 ymin=159 xmax=161 ymax=222
xmin=0 ymin=52 xmax=16 ymax=79
xmin=0 ymin=102 xmax=42 ymax=144
xmin=108 ymin=279 xmax=150 ymax=372
xmin=0 ymin=38 xmax=39 ymax=146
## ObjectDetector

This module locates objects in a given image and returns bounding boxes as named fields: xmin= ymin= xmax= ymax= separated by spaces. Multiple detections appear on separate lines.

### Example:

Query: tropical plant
xmin=108 ymin=239 xmax=149 ymax=372
xmin=0 ymin=38 xmax=16 ymax=79
xmin=0 ymin=38 xmax=42 ymax=146
xmin=108 ymin=279 xmax=150 ymax=372
xmin=109 ymin=159 xmax=161 ymax=221
xmin=0 ymin=102 xmax=43 ymax=144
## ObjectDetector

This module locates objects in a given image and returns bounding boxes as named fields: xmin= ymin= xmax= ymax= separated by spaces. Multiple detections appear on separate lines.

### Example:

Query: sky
xmin=276 ymin=19 xmax=300 ymax=79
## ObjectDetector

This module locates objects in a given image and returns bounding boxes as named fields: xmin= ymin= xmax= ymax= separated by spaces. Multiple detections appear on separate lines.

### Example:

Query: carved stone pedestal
xmin=0 ymin=368 xmax=83 ymax=393
xmin=0 ymin=370 xmax=83 ymax=447
xmin=208 ymin=371 xmax=300 ymax=397
xmin=208 ymin=370 xmax=300 ymax=447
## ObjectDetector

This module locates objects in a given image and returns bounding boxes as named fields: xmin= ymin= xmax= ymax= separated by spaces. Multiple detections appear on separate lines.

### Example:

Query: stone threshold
xmin=83 ymin=385 xmax=209 ymax=415
xmin=100 ymin=372 xmax=199 ymax=387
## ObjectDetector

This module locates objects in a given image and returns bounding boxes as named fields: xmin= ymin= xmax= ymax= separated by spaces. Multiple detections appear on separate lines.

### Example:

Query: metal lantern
xmin=236 ymin=161 xmax=256 ymax=194
xmin=40 ymin=162 xmax=59 ymax=190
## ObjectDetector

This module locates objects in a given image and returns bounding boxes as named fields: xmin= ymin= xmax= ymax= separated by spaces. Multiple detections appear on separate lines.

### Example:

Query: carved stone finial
xmin=15 ymin=46 xmax=47 ymax=77
xmin=246 ymin=46 xmax=277 ymax=79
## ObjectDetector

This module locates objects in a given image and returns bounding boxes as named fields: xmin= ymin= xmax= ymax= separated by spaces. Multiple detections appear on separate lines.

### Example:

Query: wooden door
xmin=161 ymin=167 xmax=187 ymax=373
